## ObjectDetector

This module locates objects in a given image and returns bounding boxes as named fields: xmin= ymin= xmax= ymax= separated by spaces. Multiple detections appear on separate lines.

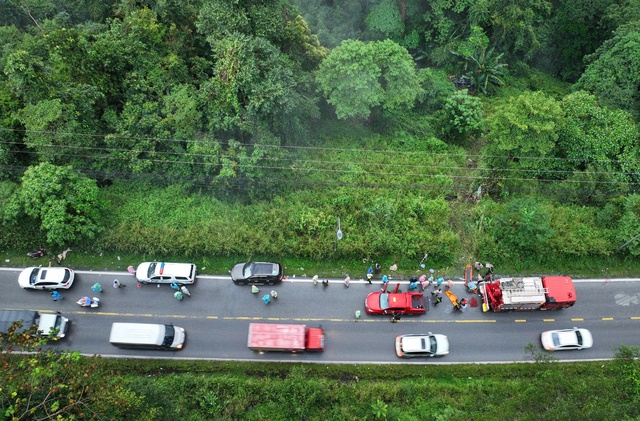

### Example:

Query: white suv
xmin=135 ymin=262 xmax=197 ymax=284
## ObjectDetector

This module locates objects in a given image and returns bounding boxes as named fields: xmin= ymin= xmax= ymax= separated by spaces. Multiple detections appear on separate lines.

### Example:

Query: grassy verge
xmin=3 ymin=248 xmax=640 ymax=280
xmin=95 ymin=356 xmax=637 ymax=420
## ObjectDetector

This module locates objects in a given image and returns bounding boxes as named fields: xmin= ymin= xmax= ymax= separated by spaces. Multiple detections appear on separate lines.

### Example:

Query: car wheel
xmin=267 ymin=281 xmax=275 ymax=286
xmin=142 ymin=281 xmax=149 ymax=285
xmin=237 ymin=281 xmax=246 ymax=286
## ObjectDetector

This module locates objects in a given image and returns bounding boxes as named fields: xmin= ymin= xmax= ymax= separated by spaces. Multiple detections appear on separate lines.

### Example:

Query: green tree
xmin=292 ymin=0 xmax=371 ymax=48
xmin=454 ymin=46 xmax=508 ymax=94
xmin=316 ymin=39 xmax=422 ymax=120
xmin=575 ymin=22 xmax=640 ymax=117
xmin=441 ymin=89 xmax=484 ymax=142
xmin=485 ymin=91 xmax=563 ymax=156
xmin=365 ymin=0 xmax=404 ymax=41
xmin=555 ymin=90 xmax=639 ymax=199
xmin=618 ymin=194 xmax=640 ymax=256
xmin=494 ymin=198 xmax=555 ymax=258
xmin=546 ymin=0 xmax=618 ymax=81
xmin=483 ymin=91 xmax=564 ymax=196
xmin=482 ymin=0 xmax=552 ymax=60
xmin=5 ymin=163 xmax=104 ymax=246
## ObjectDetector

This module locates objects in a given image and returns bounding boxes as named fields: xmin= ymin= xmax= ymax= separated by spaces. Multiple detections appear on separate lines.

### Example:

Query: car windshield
xmin=242 ymin=263 xmax=254 ymax=278
xmin=29 ymin=268 xmax=39 ymax=284
xmin=379 ymin=293 xmax=390 ymax=310
xmin=428 ymin=336 xmax=437 ymax=353
xmin=147 ymin=263 xmax=157 ymax=277
xmin=162 ymin=325 xmax=175 ymax=347
xmin=551 ymin=333 xmax=561 ymax=347
xmin=575 ymin=330 xmax=583 ymax=345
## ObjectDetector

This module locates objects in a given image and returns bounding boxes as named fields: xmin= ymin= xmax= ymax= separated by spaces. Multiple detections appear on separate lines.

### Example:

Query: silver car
xmin=395 ymin=333 xmax=449 ymax=357
xmin=541 ymin=327 xmax=593 ymax=351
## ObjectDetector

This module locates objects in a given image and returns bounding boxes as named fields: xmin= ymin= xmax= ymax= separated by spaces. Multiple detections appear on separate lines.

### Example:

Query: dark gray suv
xmin=231 ymin=262 xmax=284 ymax=285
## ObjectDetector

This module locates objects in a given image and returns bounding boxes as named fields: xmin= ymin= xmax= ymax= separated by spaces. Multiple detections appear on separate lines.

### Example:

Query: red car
xmin=364 ymin=292 xmax=426 ymax=315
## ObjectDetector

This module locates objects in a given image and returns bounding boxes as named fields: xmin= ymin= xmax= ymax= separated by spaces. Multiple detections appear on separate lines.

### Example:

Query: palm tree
xmin=452 ymin=47 xmax=508 ymax=94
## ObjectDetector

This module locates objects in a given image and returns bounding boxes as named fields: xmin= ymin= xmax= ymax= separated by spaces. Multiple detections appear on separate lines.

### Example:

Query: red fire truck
xmin=480 ymin=276 xmax=576 ymax=312
xmin=247 ymin=323 xmax=325 ymax=352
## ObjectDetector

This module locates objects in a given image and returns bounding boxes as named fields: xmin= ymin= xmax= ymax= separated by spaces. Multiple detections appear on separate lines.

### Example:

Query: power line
xmin=1 ymin=127 xmax=637 ymax=165
xmin=0 ymin=139 xmax=637 ymax=181
xmin=0 ymin=163 xmax=634 ymax=199
xmin=2 ymin=148 xmax=638 ymax=187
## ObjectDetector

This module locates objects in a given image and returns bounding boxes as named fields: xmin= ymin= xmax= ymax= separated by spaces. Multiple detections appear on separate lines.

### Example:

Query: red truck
xmin=247 ymin=323 xmax=325 ymax=352
xmin=480 ymin=276 xmax=576 ymax=312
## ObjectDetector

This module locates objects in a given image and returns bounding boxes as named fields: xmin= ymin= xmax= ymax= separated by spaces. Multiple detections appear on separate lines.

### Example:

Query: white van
xmin=109 ymin=322 xmax=186 ymax=350
xmin=135 ymin=262 xmax=197 ymax=284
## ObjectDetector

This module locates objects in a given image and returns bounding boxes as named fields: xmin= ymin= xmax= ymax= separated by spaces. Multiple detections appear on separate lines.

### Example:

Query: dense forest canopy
xmin=0 ymin=0 xmax=640 ymax=263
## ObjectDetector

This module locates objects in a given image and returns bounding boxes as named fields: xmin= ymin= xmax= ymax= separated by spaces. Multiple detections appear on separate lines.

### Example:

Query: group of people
xmin=474 ymin=262 xmax=494 ymax=282
xmin=251 ymin=285 xmax=278 ymax=304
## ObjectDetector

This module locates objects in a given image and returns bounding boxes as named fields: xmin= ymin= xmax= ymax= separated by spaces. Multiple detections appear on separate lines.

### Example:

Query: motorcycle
xmin=27 ymin=248 xmax=46 ymax=258
xmin=77 ymin=296 xmax=100 ymax=308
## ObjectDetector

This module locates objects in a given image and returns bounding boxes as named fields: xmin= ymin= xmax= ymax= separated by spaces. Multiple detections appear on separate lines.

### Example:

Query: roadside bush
xmin=441 ymin=89 xmax=484 ymax=144
xmin=493 ymin=198 xmax=555 ymax=260
xmin=617 ymin=194 xmax=640 ymax=256
xmin=99 ymin=182 xmax=460 ymax=264
xmin=544 ymin=203 xmax=616 ymax=257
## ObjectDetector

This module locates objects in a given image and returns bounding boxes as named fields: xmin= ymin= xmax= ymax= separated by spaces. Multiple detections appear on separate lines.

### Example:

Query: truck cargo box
xmin=248 ymin=323 xmax=325 ymax=352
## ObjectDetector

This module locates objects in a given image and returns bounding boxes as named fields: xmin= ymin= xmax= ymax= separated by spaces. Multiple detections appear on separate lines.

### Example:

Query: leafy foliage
xmin=612 ymin=344 xmax=640 ymax=399
xmin=485 ymin=91 xmax=563 ymax=156
xmin=546 ymin=0 xmax=618 ymax=81
xmin=365 ymin=0 xmax=404 ymax=41
xmin=456 ymin=47 xmax=508 ymax=94
xmin=576 ymin=22 xmax=640 ymax=117
xmin=0 ymin=320 xmax=139 ymax=420
xmin=441 ymin=89 xmax=484 ymax=142
xmin=618 ymin=194 xmax=640 ymax=256
xmin=494 ymin=198 xmax=555 ymax=259
xmin=5 ymin=163 xmax=104 ymax=246
xmin=316 ymin=39 xmax=422 ymax=120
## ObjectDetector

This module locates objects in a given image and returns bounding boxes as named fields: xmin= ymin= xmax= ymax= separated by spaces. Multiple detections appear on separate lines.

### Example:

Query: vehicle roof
xmin=496 ymin=277 xmax=546 ymax=304
xmin=26 ymin=267 xmax=69 ymax=282
xmin=401 ymin=335 xmax=431 ymax=352
xmin=541 ymin=276 xmax=576 ymax=303
xmin=248 ymin=323 xmax=306 ymax=350
xmin=554 ymin=328 xmax=592 ymax=347
xmin=250 ymin=262 xmax=281 ymax=275
xmin=139 ymin=262 xmax=195 ymax=277
xmin=0 ymin=310 xmax=37 ymax=333
xmin=401 ymin=334 xmax=449 ymax=354
xmin=109 ymin=322 xmax=166 ymax=344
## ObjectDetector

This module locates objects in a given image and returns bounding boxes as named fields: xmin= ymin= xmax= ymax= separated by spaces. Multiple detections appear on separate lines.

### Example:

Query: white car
xmin=18 ymin=267 xmax=75 ymax=290
xmin=541 ymin=327 xmax=593 ymax=351
xmin=135 ymin=262 xmax=197 ymax=284
xmin=395 ymin=333 xmax=449 ymax=358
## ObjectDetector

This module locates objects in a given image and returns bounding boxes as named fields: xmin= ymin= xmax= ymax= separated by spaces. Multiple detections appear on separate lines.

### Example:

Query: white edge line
xmin=42 ymin=352 xmax=613 ymax=365
xmin=1 ymin=267 xmax=639 ymax=283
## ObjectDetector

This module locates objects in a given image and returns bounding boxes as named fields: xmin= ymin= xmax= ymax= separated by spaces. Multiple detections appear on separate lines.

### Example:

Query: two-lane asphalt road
xmin=2 ymin=267 xmax=639 ymax=363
